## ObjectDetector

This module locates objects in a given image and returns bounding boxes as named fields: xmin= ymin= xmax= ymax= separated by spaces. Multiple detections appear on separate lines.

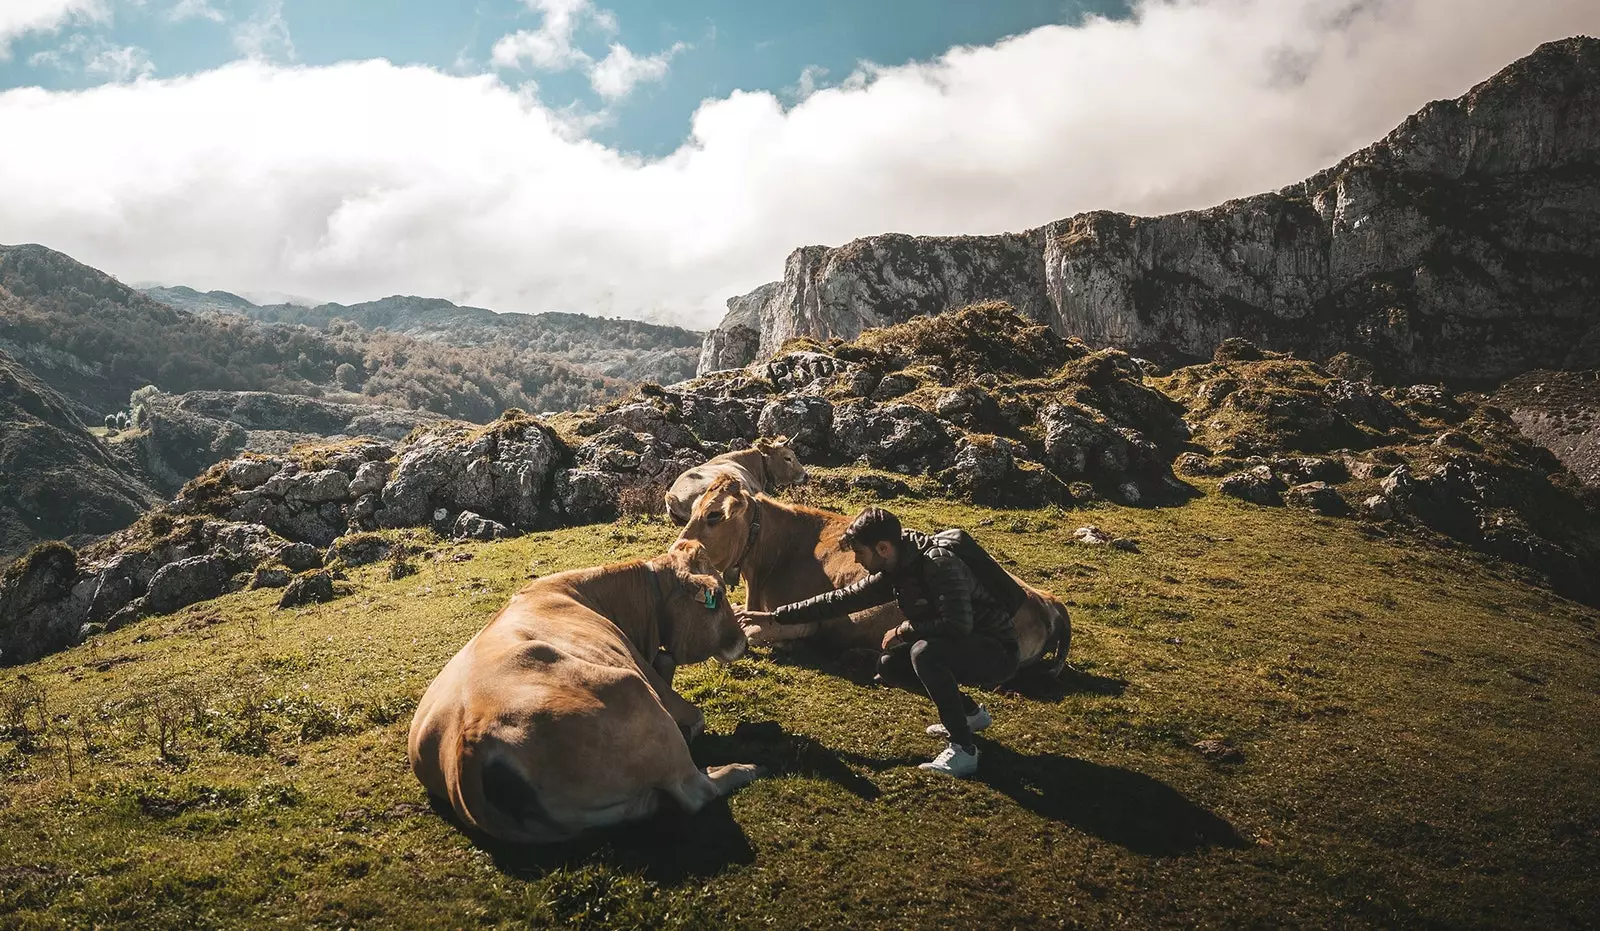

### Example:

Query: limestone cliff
xmin=699 ymin=37 xmax=1600 ymax=383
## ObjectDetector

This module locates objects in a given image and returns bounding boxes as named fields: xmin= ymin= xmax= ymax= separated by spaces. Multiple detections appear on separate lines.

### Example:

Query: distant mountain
xmin=0 ymin=346 xmax=160 ymax=560
xmin=0 ymin=243 xmax=627 ymax=424
xmin=142 ymin=288 xmax=705 ymax=387
xmin=701 ymin=36 xmax=1600 ymax=384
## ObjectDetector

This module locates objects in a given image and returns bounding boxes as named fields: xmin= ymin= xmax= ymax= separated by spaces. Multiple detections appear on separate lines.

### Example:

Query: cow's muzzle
xmin=716 ymin=630 xmax=748 ymax=664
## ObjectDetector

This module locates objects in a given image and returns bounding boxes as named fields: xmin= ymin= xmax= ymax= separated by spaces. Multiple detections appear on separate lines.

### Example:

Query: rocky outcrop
xmin=0 ymin=348 xmax=161 ymax=561
xmin=698 ymin=38 xmax=1600 ymax=383
xmin=130 ymin=390 xmax=446 ymax=495
xmin=1493 ymin=370 xmax=1600 ymax=487
xmin=697 ymin=283 xmax=774 ymax=373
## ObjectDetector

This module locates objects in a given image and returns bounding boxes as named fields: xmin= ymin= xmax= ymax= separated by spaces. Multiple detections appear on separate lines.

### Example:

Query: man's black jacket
xmin=770 ymin=530 xmax=1017 ymax=642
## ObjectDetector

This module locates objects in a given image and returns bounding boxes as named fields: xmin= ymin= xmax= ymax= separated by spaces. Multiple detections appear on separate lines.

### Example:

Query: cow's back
xmin=408 ymin=592 xmax=690 ymax=843
xmin=666 ymin=460 xmax=762 ymax=523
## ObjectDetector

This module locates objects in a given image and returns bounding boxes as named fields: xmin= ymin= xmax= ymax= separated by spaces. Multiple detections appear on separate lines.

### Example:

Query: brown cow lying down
xmin=408 ymin=540 xmax=763 ymax=845
xmin=664 ymin=436 xmax=807 ymax=525
xmin=675 ymin=476 xmax=1071 ymax=675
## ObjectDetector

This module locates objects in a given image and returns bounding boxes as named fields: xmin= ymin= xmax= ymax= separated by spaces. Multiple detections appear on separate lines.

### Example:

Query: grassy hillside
xmin=1 ymin=244 xmax=623 ymax=423
xmin=2 ymin=473 xmax=1596 ymax=928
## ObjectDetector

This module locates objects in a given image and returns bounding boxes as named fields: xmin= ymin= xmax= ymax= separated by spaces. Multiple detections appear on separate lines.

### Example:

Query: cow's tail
xmin=454 ymin=737 xmax=572 ymax=846
xmin=1042 ymin=601 xmax=1072 ymax=679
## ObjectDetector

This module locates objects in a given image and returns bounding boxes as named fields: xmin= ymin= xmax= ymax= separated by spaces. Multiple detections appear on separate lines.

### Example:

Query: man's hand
xmin=881 ymin=620 xmax=913 ymax=650
xmin=736 ymin=608 xmax=774 ymax=628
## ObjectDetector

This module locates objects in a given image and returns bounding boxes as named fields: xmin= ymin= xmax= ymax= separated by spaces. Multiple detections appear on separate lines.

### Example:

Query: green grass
xmin=2 ymin=476 xmax=1598 ymax=929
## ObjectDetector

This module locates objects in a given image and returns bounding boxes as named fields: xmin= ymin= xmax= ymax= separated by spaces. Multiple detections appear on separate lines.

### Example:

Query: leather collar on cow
xmin=726 ymin=498 xmax=762 ymax=588
xmin=645 ymin=563 xmax=675 ymax=662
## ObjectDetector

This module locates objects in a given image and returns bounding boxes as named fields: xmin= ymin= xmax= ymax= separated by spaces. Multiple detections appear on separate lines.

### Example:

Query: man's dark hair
xmin=841 ymin=507 xmax=901 ymax=550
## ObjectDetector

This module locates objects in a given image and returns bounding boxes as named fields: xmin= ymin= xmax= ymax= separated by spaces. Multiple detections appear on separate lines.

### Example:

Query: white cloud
xmin=1 ymin=0 xmax=1598 ymax=330
xmin=785 ymin=65 xmax=828 ymax=101
xmin=492 ymin=0 xmax=684 ymax=103
xmin=589 ymin=41 xmax=684 ymax=101
xmin=168 ymin=0 xmax=224 ymax=24
xmin=28 ymin=33 xmax=154 ymax=81
xmin=0 ymin=0 xmax=108 ymax=59
xmin=491 ymin=0 xmax=601 ymax=71
xmin=232 ymin=0 xmax=293 ymax=62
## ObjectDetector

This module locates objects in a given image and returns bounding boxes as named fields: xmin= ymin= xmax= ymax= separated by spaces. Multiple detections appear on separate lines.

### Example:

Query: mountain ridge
xmin=700 ymin=36 xmax=1600 ymax=383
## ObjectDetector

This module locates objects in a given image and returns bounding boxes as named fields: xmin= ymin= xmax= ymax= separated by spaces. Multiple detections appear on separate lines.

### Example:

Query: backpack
xmin=930 ymin=529 xmax=1027 ymax=616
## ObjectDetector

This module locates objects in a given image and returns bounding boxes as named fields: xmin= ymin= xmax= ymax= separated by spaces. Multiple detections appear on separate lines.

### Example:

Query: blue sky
xmin=1 ymin=0 xmax=1594 ymax=324
xmin=0 ymin=0 xmax=1132 ymax=155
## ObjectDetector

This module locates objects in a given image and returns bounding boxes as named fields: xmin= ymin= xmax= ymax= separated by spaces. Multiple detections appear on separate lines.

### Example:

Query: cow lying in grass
xmin=407 ymin=540 xmax=762 ymax=845
xmin=664 ymin=436 xmax=808 ymax=526
xmin=675 ymin=476 xmax=1071 ymax=676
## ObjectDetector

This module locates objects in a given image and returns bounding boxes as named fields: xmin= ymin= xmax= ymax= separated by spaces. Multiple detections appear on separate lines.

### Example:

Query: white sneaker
xmin=926 ymin=705 xmax=992 ymax=739
xmin=919 ymin=741 xmax=979 ymax=778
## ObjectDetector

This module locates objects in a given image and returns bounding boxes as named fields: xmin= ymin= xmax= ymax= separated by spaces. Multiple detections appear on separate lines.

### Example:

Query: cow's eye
xmin=706 ymin=511 xmax=724 ymax=525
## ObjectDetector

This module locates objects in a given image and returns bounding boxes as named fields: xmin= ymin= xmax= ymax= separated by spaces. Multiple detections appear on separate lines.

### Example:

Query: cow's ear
xmin=754 ymin=437 xmax=773 ymax=451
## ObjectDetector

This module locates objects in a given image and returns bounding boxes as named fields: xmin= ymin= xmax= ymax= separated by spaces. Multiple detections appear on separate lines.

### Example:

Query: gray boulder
xmin=348 ymin=460 xmax=390 ymax=497
xmin=935 ymin=386 xmax=1000 ymax=429
xmin=1218 ymin=466 xmax=1288 ymax=505
xmin=831 ymin=402 xmax=953 ymax=473
xmin=144 ymin=555 xmax=231 ymax=616
xmin=279 ymin=571 xmax=337 ymax=609
xmin=380 ymin=422 xmax=560 ymax=531
xmin=554 ymin=469 xmax=623 ymax=524
xmin=0 ymin=544 xmax=83 ymax=665
xmin=758 ymin=397 xmax=834 ymax=460
xmin=871 ymin=373 xmax=918 ymax=401
xmin=278 ymin=542 xmax=324 ymax=572
xmin=760 ymin=352 xmax=846 ymax=394
xmin=452 ymin=511 xmax=510 ymax=541
xmin=674 ymin=394 xmax=760 ymax=443
xmin=226 ymin=457 xmax=284 ymax=490
xmin=326 ymin=534 xmax=391 ymax=567
xmin=1285 ymin=481 xmax=1349 ymax=516
xmin=283 ymin=469 xmax=351 ymax=504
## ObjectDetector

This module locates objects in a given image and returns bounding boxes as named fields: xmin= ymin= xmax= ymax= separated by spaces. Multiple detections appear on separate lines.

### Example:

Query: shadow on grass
xmin=975 ymin=743 xmax=1248 ymax=857
xmin=430 ymin=791 xmax=756 ymax=886
xmin=428 ymin=719 xmax=882 ymax=886
xmin=765 ymin=642 xmax=1129 ymax=700
xmin=697 ymin=719 xmax=883 ymax=801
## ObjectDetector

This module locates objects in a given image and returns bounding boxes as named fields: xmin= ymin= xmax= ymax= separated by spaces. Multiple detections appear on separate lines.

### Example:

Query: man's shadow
xmin=974 ymin=742 xmax=1248 ymax=857
xmin=431 ymin=718 xmax=1243 ymax=884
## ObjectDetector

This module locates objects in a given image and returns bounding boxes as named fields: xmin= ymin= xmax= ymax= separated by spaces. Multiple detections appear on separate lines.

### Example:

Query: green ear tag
xmin=704 ymin=589 xmax=719 ymax=610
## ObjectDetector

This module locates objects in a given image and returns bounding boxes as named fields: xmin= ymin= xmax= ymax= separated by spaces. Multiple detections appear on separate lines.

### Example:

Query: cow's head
xmin=675 ymin=474 xmax=755 ymax=576
xmin=755 ymin=435 xmax=808 ymax=487
xmin=660 ymin=539 xmax=746 ymax=664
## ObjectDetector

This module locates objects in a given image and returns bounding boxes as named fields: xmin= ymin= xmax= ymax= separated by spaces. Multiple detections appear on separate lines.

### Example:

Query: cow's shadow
xmin=695 ymin=719 xmax=887 ymax=800
xmin=434 ymin=790 xmax=757 ymax=886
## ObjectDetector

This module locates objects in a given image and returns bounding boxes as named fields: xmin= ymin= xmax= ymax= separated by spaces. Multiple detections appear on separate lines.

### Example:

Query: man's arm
xmin=925 ymin=551 xmax=976 ymax=638
xmin=771 ymin=572 xmax=895 ymax=625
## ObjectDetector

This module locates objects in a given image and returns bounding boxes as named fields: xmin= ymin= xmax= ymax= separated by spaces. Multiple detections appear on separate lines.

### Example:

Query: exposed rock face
xmin=697 ymin=282 xmax=774 ymax=373
xmin=132 ymin=390 xmax=445 ymax=495
xmin=0 ymin=348 xmax=161 ymax=560
xmin=698 ymin=38 xmax=1600 ymax=383
xmin=144 ymin=556 xmax=232 ymax=616
xmin=1494 ymin=370 xmax=1600 ymax=487
xmin=700 ymin=232 xmax=1050 ymax=375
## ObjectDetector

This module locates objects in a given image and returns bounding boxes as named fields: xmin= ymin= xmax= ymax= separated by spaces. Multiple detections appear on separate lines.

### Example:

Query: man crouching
xmin=737 ymin=507 xmax=1020 ymax=777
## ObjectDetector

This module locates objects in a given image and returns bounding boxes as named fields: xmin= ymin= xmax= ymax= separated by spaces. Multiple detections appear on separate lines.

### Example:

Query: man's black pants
xmin=877 ymin=632 xmax=1020 ymax=748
